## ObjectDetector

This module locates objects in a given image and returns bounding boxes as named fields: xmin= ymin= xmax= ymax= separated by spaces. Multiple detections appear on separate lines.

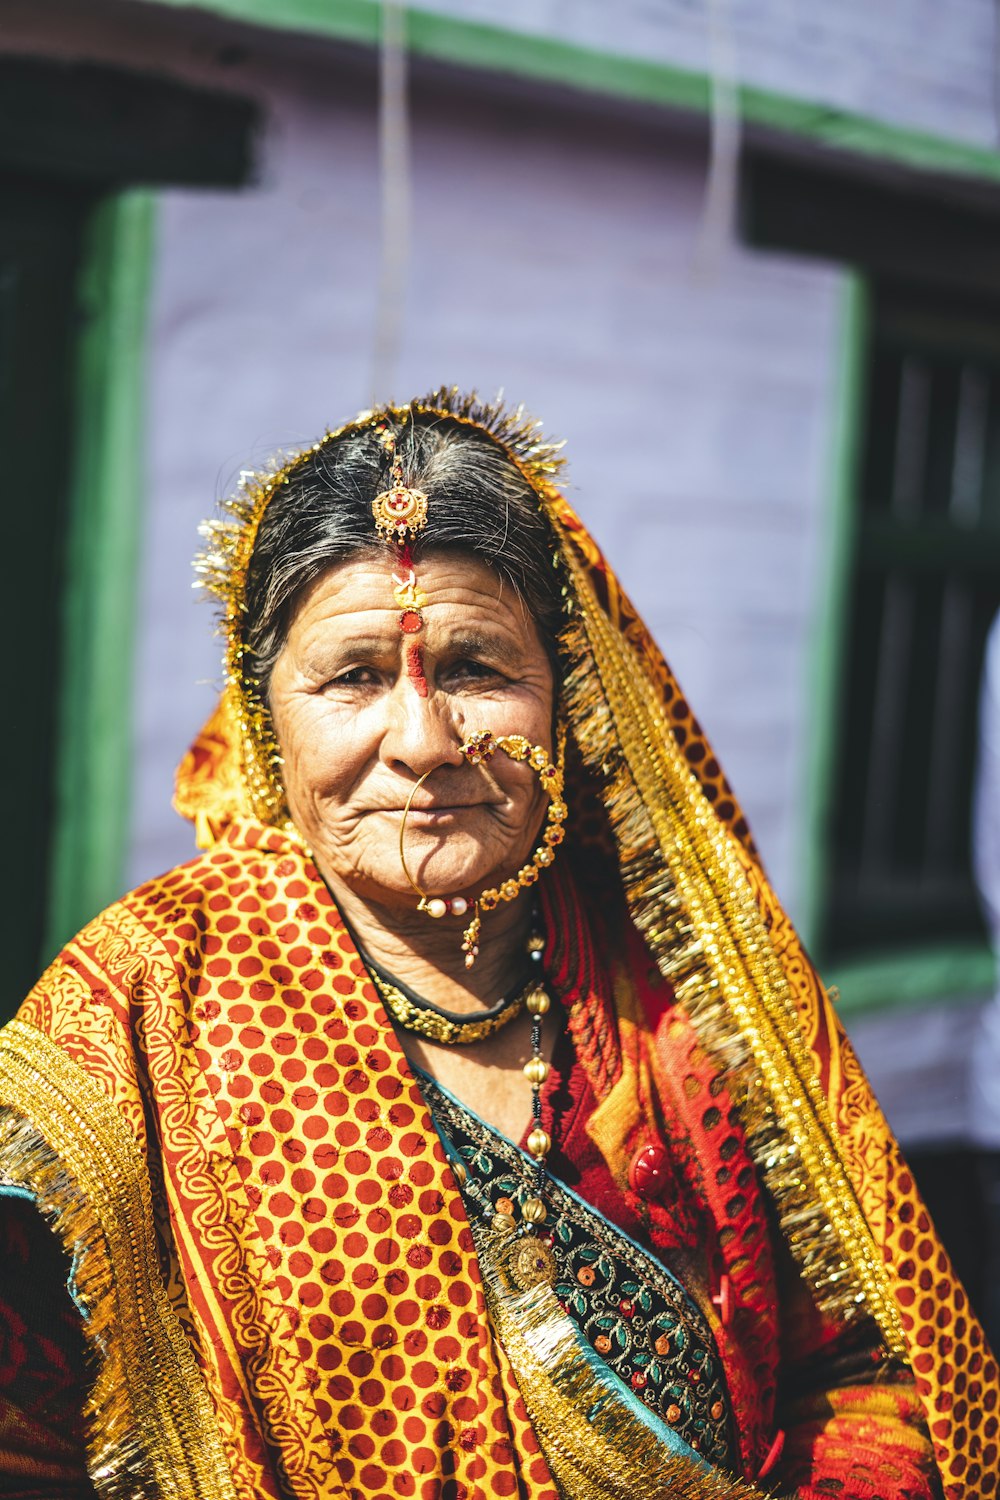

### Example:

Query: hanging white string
xmin=694 ymin=0 xmax=741 ymax=276
xmin=370 ymin=0 xmax=412 ymax=403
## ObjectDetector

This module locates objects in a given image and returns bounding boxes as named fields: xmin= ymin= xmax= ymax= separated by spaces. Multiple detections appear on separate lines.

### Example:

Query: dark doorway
xmin=0 ymin=57 xmax=257 ymax=1014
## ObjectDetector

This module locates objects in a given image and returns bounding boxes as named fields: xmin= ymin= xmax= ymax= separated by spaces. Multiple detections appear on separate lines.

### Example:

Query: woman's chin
xmin=359 ymin=853 xmax=518 ymax=910
xmin=316 ymin=823 xmax=537 ymax=912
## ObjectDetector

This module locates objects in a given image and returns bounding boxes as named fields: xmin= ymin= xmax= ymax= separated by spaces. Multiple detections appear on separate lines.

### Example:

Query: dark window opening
xmin=822 ymin=287 xmax=1000 ymax=961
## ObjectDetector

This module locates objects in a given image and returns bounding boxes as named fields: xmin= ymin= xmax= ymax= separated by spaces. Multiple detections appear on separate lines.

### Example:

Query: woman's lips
xmin=391 ymin=803 xmax=477 ymax=819
xmin=361 ymin=796 xmax=503 ymax=819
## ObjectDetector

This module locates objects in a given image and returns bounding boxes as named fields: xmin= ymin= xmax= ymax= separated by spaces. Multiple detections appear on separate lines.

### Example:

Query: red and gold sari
xmin=0 ymin=392 xmax=996 ymax=1499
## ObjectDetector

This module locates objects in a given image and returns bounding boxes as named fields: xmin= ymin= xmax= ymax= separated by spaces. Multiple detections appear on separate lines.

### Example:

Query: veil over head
xmin=174 ymin=387 xmax=997 ymax=1500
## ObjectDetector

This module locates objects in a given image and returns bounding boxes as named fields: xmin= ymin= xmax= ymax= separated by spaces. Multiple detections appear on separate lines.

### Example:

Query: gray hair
xmin=243 ymin=413 xmax=565 ymax=693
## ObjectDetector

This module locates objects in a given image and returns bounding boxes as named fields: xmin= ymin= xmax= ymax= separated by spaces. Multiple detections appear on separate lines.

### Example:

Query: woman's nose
xmin=380 ymin=673 xmax=465 ymax=777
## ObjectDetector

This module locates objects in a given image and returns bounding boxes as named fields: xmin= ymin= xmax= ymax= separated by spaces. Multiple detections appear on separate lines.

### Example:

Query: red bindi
xmin=406 ymin=644 xmax=428 ymax=698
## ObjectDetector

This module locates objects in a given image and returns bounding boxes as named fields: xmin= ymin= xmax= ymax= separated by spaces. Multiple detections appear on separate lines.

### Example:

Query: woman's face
xmin=268 ymin=550 xmax=556 ymax=913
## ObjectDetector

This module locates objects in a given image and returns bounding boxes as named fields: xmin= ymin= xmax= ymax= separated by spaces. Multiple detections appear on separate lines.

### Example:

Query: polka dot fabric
xmin=15 ymin=808 xmax=995 ymax=1499
xmin=22 ymin=821 xmax=557 ymax=1500
xmin=740 ymin=845 xmax=1000 ymax=1495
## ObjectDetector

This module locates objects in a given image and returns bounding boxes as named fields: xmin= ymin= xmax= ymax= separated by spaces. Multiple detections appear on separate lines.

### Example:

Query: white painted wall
xmin=128 ymin=55 xmax=843 ymax=938
xmin=418 ymin=0 xmax=999 ymax=149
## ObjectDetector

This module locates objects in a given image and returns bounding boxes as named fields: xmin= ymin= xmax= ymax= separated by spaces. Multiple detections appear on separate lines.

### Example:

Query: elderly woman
xmin=0 ymin=390 xmax=995 ymax=1500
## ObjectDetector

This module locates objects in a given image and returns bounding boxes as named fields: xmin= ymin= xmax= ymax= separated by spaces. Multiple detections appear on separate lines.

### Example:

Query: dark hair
xmin=243 ymin=414 xmax=565 ymax=692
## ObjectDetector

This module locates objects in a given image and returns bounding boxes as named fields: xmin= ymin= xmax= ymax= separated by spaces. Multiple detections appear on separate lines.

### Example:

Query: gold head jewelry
xmin=373 ymin=422 xmax=432 ymax=678
xmin=371 ymin=423 xmax=430 ymax=545
xmin=398 ymin=729 xmax=568 ymax=968
xmin=194 ymin=389 xmax=567 ymax=826
xmin=372 ymin=484 xmax=429 ymax=544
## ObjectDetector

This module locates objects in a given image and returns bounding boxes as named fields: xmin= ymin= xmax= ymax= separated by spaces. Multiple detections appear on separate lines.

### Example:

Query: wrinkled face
xmin=268 ymin=551 xmax=556 ymax=911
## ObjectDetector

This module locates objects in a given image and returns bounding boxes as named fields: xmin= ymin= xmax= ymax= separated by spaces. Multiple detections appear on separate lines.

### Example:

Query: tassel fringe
xmin=0 ymin=1021 xmax=238 ymax=1500
xmin=550 ymin=525 xmax=906 ymax=1358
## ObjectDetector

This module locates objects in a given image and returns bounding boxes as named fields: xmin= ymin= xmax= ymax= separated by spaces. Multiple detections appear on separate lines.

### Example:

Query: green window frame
xmin=804 ymin=279 xmax=999 ymax=1014
xmin=825 ymin=286 xmax=1000 ymax=951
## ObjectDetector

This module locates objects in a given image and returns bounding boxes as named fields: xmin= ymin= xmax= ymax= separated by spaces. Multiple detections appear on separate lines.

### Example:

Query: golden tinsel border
xmin=0 ymin=1020 xmax=239 ymax=1500
xmin=542 ymin=512 xmax=906 ymax=1360
xmin=193 ymin=386 xmax=567 ymax=826
xmin=477 ymin=1222 xmax=765 ymax=1499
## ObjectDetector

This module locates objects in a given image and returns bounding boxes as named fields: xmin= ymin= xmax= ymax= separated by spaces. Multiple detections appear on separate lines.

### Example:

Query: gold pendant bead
xmin=371 ymin=482 xmax=429 ymax=543
xmin=526 ymin=988 xmax=550 ymax=1017
xmin=523 ymin=1056 xmax=549 ymax=1085
xmin=493 ymin=1211 xmax=517 ymax=1236
xmin=527 ymin=1128 xmax=551 ymax=1160
xmin=522 ymin=1196 xmax=547 ymax=1224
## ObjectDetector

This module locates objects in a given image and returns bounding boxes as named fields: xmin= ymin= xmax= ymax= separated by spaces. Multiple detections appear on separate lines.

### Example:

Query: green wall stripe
xmin=831 ymin=942 xmax=997 ymax=1017
xmin=134 ymin=0 xmax=1000 ymax=183
xmin=45 ymin=190 xmax=156 ymax=960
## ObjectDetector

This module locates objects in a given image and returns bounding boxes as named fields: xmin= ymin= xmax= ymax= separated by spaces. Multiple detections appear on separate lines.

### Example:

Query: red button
xmin=628 ymin=1142 xmax=671 ymax=1200
xmin=711 ymin=1273 xmax=733 ymax=1326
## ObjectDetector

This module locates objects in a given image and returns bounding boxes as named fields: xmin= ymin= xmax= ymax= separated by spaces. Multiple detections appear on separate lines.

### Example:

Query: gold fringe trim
xmin=479 ymin=1228 xmax=767 ymax=1499
xmin=0 ymin=1019 xmax=239 ymax=1500
xmin=546 ymin=518 xmax=907 ymax=1360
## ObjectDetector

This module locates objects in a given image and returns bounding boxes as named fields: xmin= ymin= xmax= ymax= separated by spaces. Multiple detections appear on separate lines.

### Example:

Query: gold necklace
xmin=366 ymin=934 xmax=546 ymax=1046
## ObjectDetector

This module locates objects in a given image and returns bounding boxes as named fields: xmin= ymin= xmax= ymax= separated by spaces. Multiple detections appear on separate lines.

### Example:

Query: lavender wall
xmin=417 ymin=0 xmax=999 ymax=147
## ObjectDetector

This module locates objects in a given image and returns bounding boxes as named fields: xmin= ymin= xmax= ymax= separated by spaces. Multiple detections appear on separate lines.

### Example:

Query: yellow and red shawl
xmin=0 ymin=391 xmax=996 ymax=1499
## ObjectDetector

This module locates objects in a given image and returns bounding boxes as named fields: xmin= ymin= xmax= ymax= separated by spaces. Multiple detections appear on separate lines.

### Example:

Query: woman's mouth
xmin=394 ymin=803 xmax=477 ymax=821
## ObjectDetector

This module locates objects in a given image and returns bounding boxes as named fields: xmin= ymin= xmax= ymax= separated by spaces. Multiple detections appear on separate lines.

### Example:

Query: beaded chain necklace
xmin=363 ymin=928 xmax=555 ymax=1222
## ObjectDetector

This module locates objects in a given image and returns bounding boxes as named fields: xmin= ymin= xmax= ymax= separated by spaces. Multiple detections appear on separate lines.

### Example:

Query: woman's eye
xmin=328 ymin=666 xmax=380 ymax=688
xmin=447 ymin=659 xmax=503 ymax=684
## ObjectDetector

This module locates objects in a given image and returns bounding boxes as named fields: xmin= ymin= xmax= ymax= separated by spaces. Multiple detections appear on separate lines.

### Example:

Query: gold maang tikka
xmin=371 ymin=423 xmax=429 ymax=547
xmin=399 ymin=729 xmax=569 ymax=968
xmin=372 ymin=420 xmax=432 ymax=689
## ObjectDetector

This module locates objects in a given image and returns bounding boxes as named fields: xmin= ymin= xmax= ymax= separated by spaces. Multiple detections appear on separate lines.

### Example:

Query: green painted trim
xmin=160 ymin=0 xmax=379 ymax=47
xmin=44 ymin=191 xmax=156 ymax=959
xmin=830 ymin=943 xmax=997 ymax=1017
xmin=798 ymin=273 xmax=870 ymax=955
xmin=134 ymin=0 xmax=1000 ymax=184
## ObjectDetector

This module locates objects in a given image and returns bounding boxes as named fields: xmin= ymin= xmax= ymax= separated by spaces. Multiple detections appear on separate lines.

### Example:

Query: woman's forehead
xmin=287 ymin=552 xmax=541 ymax=650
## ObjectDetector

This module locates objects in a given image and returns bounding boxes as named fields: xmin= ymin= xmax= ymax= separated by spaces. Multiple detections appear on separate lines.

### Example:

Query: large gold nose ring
xmin=396 ymin=730 xmax=567 ymax=968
